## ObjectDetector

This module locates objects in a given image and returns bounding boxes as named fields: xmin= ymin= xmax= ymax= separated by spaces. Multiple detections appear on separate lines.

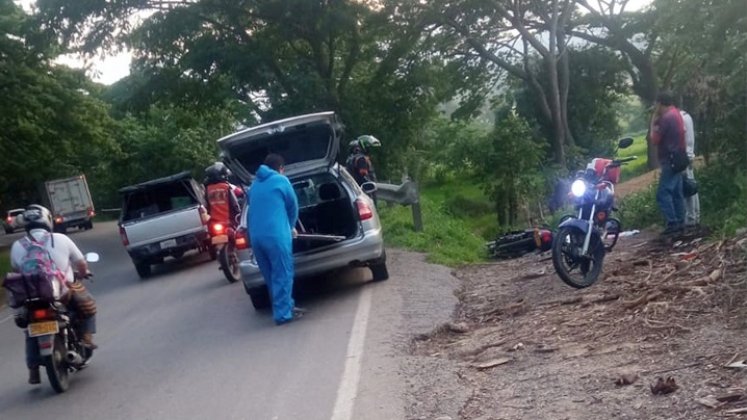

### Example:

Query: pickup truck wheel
xmin=85 ymin=220 xmax=94 ymax=230
xmin=248 ymin=286 xmax=271 ymax=310
xmin=134 ymin=261 xmax=151 ymax=279
xmin=370 ymin=250 xmax=389 ymax=281
xmin=4 ymin=227 xmax=12 ymax=234
xmin=54 ymin=225 xmax=67 ymax=234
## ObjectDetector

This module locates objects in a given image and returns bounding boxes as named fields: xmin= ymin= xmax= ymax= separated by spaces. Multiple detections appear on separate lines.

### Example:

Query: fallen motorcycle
xmin=487 ymin=227 xmax=554 ymax=260
xmin=551 ymin=137 xmax=637 ymax=288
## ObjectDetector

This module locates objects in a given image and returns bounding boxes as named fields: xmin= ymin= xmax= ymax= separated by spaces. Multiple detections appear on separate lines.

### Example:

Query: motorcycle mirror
xmin=618 ymin=137 xmax=634 ymax=149
xmin=85 ymin=252 xmax=100 ymax=263
xmin=361 ymin=182 xmax=378 ymax=194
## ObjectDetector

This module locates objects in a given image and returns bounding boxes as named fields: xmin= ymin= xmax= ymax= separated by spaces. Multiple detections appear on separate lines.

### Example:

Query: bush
xmin=697 ymin=165 xmax=747 ymax=236
xmin=617 ymin=184 xmax=660 ymax=230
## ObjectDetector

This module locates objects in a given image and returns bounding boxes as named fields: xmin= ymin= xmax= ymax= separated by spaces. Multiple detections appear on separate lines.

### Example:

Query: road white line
xmin=0 ymin=313 xmax=13 ymax=325
xmin=330 ymin=286 xmax=373 ymax=420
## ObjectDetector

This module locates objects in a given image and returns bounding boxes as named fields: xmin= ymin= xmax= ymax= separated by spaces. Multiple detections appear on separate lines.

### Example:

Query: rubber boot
xmin=28 ymin=367 xmax=41 ymax=385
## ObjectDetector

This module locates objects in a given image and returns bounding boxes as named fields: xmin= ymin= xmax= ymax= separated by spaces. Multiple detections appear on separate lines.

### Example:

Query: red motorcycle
xmin=209 ymin=217 xmax=241 ymax=284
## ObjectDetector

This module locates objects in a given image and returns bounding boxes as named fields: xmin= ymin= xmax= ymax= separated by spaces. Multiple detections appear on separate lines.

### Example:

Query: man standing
xmin=248 ymin=154 xmax=302 ymax=325
xmin=650 ymin=91 xmax=686 ymax=235
xmin=680 ymin=109 xmax=700 ymax=227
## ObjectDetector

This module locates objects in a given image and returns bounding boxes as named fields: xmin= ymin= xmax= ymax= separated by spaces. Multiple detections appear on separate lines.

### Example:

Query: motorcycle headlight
xmin=571 ymin=179 xmax=587 ymax=197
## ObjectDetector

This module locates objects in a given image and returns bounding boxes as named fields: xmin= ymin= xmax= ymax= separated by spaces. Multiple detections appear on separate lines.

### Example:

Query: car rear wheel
xmin=134 ymin=260 xmax=151 ymax=279
xmin=248 ymin=286 xmax=271 ymax=310
xmin=370 ymin=250 xmax=389 ymax=281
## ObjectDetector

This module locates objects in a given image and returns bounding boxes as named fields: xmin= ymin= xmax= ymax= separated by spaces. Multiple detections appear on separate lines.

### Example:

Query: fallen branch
xmin=623 ymin=291 xmax=664 ymax=310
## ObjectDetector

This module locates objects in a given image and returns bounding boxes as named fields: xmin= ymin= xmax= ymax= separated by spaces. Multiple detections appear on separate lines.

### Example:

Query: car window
xmin=339 ymin=166 xmax=362 ymax=194
xmin=9 ymin=210 xmax=23 ymax=217
xmin=122 ymin=181 xmax=198 ymax=221
xmin=290 ymin=173 xmax=342 ymax=209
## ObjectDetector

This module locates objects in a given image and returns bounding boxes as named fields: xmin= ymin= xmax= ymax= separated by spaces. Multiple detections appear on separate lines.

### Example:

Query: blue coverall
xmin=248 ymin=164 xmax=299 ymax=324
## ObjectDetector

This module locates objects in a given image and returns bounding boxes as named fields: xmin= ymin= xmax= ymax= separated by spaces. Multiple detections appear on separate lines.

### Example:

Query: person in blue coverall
xmin=248 ymin=153 xmax=304 ymax=324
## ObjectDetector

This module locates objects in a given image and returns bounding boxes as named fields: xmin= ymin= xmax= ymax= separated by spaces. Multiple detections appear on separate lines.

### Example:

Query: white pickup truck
xmin=117 ymin=171 xmax=212 ymax=278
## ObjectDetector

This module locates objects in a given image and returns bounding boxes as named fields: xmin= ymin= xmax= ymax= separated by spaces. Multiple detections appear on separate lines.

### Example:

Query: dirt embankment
xmin=407 ymin=231 xmax=747 ymax=419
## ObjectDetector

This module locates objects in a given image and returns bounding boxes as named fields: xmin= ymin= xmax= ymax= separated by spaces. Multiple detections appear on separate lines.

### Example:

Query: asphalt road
xmin=0 ymin=221 xmax=405 ymax=420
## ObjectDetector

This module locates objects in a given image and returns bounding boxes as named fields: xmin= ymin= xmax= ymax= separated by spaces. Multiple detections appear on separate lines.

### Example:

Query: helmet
xmin=22 ymin=204 xmax=53 ymax=232
xmin=204 ymin=162 xmax=230 ymax=184
xmin=349 ymin=135 xmax=381 ymax=154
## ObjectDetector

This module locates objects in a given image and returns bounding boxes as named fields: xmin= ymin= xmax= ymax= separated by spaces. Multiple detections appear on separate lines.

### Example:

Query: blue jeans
xmin=656 ymin=163 xmax=685 ymax=226
xmin=26 ymin=313 xmax=96 ymax=369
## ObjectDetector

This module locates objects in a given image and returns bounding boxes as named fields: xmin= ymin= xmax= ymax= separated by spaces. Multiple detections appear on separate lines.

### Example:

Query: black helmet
xmin=204 ymin=162 xmax=230 ymax=183
xmin=22 ymin=204 xmax=54 ymax=232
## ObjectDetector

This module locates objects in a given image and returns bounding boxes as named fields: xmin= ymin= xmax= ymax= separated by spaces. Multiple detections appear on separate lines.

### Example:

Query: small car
xmin=3 ymin=208 xmax=26 ymax=234
xmin=218 ymin=111 xmax=388 ymax=309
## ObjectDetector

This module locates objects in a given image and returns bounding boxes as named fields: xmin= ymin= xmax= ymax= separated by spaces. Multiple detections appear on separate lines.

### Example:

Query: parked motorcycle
xmin=210 ymin=216 xmax=241 ymax=283
xmin=487 ymin=227 xmax=554 ymax=260
xmin=5 ymin=252 xmax=100 ymax=393
xmin=551 ymin=138 xmax=637 ymax=288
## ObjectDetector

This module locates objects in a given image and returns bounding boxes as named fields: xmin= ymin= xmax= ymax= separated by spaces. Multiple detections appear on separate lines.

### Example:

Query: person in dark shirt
xmin=649 ymin=91 xmax=686 ymax=235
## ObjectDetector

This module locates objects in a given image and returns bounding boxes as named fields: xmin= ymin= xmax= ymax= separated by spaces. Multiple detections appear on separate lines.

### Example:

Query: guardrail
xmin=375 ymin=180 xmax=423 ymax=232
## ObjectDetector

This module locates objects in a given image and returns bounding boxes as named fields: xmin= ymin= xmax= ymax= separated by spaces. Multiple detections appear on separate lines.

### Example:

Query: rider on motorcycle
xmin=9 ymin=204 xmax=96 ymax=385
xmin=345 ymin=135 xmax=381 ymax=186
xmin=204 ymin=162 xmax=242 ymax=229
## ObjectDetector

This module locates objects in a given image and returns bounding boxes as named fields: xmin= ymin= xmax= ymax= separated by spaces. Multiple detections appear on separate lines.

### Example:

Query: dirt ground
xmin=406 ymin=230 xmax=747 ymax=420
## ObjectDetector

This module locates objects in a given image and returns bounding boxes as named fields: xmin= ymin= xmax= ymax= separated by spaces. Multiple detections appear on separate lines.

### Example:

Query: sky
xmin=19 ymin=0 xmax=655 ymax=86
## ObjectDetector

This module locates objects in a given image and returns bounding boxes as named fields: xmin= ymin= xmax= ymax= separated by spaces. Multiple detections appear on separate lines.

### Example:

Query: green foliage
xmin=617 ymin=185 xmax=660 ymax=230
xmin=697 ymin=165 xmax=747 ymax=236
xmin=618 ymin=135 xmax=650 ymax=179
xmin=378 ymin=181 xmax=492 ymax=266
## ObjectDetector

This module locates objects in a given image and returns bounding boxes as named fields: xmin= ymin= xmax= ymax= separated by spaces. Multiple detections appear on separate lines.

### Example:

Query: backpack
xmin=3 ymin=234 xmax=65 ymax=307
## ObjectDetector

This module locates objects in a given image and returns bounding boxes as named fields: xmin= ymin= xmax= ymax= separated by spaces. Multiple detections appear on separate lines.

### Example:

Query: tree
xmin=433 ymin=0 xmax=577 ymax=165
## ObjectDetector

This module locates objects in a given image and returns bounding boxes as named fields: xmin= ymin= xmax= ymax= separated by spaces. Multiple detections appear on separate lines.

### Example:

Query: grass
xmin=619 ymin=134 xmax=650 ymax=179
xmin=378 ymin=180 xmax=495 ymax=266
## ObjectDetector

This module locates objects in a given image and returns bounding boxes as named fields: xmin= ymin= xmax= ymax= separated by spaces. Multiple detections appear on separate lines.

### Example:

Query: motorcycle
xmin=487 ymin=226 xmax=554 ymax=260
xmin=5 ymin=252 xmax=100 ymax=393
xmin=210 ymin=216 xmax=241 ymax=283
xmin=551 ymin=138 xmax=637 ymax=288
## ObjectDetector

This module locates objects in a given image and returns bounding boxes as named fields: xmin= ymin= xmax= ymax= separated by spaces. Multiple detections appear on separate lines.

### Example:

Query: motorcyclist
xmin=9 ymin=204 xmax=96 ymax=385
xmin=345 ymin=135 xmax=381 ymax=186
xmin=204 ymin=162 xmax=242 ymax=228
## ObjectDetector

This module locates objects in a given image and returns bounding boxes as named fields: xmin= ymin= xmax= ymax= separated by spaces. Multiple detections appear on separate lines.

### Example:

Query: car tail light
xmin=356 ymin=199 xmax=373 ymax=221
xmin=32 ymin=308 xmax=55 ymax=321
xmin=6 ymin=216 xmax=11 ymax=224
xmin=119 ymin=225 xmax=129 ymax=246
xmin=54 ymin=215 xmax=64 ymax=224
xmin=87 ymin=207 xmax=95 ymax=217
xmin=235 ymin=228 xmax=249 ymax=250
xmin=211 ymin=222 xmax=225 ymax=235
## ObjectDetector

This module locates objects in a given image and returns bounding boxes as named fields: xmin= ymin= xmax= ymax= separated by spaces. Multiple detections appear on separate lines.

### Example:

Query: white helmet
xmin=22 ymin=204 xmax=54 ymax=232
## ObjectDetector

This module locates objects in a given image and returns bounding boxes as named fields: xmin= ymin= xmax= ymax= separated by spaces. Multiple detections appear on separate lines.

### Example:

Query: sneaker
xmin=292 ymin=306 xmax=308 ymax=316
xmin=276 ymin=311 xmax=305 ymax=326
xmin=28 ymin=367 xmax=41 ymax=385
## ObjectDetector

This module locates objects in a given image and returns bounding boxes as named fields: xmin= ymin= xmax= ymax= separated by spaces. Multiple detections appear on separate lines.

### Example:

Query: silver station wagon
xmin=218 ymin=112 xmax=388 ymax=309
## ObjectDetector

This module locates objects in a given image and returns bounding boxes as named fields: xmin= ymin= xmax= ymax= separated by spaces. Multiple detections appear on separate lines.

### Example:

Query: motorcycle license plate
xmin=211 ymin=235 xmax=228 ymax=245
xmin=160 ymin=238 xmax=177 ymax=249
xmin=28 ymin=321 xmax=59 ymax=337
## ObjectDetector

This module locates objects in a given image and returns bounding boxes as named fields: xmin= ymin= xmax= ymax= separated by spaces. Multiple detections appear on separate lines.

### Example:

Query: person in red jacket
xmin=203 ymin=162 xmax=241 ymax=228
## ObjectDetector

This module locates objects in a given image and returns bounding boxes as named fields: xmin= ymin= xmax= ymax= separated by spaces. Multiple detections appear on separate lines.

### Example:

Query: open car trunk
xmin=290 ymin=172 xmax=359 ymax=253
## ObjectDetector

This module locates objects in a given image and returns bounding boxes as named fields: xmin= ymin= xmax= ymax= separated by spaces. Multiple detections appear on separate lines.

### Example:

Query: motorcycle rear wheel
xmin=44 ymin=334 xmax=70 ymax=393
xmin=219 ymin=244 xmax=240 ymax=284
xmin=552 ymin=226 xmax=605 ymax=289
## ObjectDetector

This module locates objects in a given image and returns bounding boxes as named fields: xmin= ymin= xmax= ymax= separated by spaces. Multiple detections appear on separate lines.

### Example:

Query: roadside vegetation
xmin=1 ymin=0 xmax=745 ymax=257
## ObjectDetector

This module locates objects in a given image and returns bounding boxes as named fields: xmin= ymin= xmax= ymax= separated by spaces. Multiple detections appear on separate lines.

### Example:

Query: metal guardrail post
xmin=374 ymin=180 xmax=423 ymax=232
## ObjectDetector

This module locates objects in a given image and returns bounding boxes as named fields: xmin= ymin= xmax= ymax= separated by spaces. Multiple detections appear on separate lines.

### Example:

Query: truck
xmin=117 ymin=171 xmax=212 ymax=279
xmin=44 ymin=175 xmax=95 ymax=233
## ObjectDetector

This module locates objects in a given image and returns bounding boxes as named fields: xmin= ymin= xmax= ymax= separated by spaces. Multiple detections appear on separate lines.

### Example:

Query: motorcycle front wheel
xmin=44 ymin=334 xmax=70 ymax=393
xmin=552 ymin=226 xmax=605 ymax=289
xmin=218 ymin=243 xmax=240 ymax=284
